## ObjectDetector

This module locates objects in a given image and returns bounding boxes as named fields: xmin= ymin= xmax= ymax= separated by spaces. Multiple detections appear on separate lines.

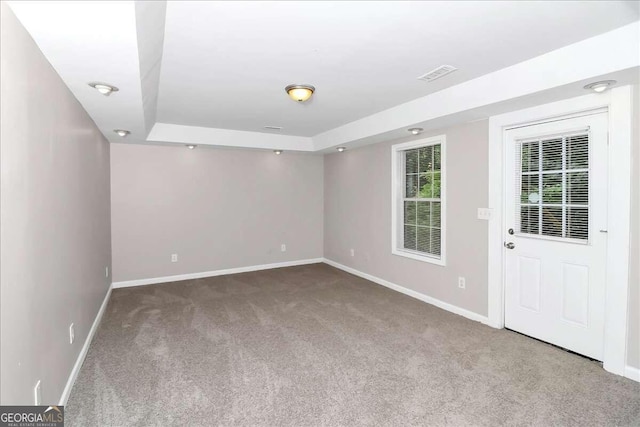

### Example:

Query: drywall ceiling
xmin=157 ymin=1 xmax=637 ymax=136
xmin=7 ymin=1 xmax=640 ymax=151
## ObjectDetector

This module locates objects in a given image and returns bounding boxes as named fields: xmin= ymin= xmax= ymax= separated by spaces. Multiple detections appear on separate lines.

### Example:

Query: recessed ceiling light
xmin=584 ymin=80 xmax=616 ymax=93
xmin=113 ymin=129 xmax=130 ymax=137
xmin=285 ymin=84 xmax=315 ymax=102
xmin=337 ymin=147 xmax=346 ymax=152
xmin=408 ymin=128 xmax=423 ymax=135
xmin=88 ymin=82 xmax=119 ymax=96
xmin=186 ymin=144 xmax=197 ymax=150
xmin=274 ymin=150 xmax=283 ymax=155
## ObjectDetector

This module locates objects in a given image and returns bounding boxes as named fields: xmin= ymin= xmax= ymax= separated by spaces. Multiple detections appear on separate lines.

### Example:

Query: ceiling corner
xmin=134 ymin=0 xmax=167 ymax=136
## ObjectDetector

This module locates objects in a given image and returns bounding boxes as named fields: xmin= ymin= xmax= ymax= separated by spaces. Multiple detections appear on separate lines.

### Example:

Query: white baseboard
xmin=112 ymin=258 xmax=324 ymax=289
xmin=323 ymin=258 xmax=490 ymax=325
xmin=59 ymin=285 xmax=112 ymax=405
xmin=625 ymin=365 xmax=640 ymax=382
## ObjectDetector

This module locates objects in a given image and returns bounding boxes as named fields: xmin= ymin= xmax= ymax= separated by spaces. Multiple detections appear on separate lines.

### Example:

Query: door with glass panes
xmin=504 ymin=112 xmax=608 ymax=360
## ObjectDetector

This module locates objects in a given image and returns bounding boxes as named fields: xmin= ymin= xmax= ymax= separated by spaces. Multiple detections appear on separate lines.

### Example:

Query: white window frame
xmin=391 ymin=135 xmax=446 ymax=266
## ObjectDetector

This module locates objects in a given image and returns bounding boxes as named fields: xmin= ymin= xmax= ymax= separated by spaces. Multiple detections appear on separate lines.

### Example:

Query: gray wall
xmin=324 ymin=111 xmax=640 ymax=371
xmin=324 ymin=120 xmax=489 ymax=316
xmin=0 ymin=3 xmax=112 ymax=405
xmin=110 ymin=144 xmax=323 ymax=283
xmin=628 ymin=84 xmax=639 ymax=370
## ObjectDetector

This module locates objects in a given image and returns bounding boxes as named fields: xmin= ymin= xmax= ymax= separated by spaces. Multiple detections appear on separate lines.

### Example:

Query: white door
xmin=504 ymin=112 xmax=608 ymax=360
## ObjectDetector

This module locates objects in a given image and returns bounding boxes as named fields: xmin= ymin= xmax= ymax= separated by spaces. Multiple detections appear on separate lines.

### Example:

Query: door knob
xmin=504 ymin=242 xmax=515 ymax=249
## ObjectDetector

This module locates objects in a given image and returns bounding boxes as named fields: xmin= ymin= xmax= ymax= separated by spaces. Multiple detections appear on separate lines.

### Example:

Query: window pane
xmin=520 ymin=205 xmax=540 ymax=235
xmin=417 ymin=226 xmax=431 ymax=253
xmin=419 ymin=146 xmax=433 ymax=173
xmin=567 ymin=134 xmax=588 ymax=170
xmin=567 ymin=207 xmax=588 ymax=240
xmin=431 ymin=228 xmax=442 ymax=256
xmin=404 ymin=225 xmax=417 ymax=250
xmin=405 ymin=149 xmax=418 ymax=174
xmin=542 ymin=173 xmax=562 ymax=204
xmin=521 ymin=141 xmax=539 ymax=173
xmin=517 ymin=133 xmax=589 ymax=242
xmin=404 ymin=201 xmax=417 ymax=225
xmin=417 ymin=201 xmax=431 ymax=226
xmin=521 ymin=174 xmax=539 ymax=204
xmin=432 ymin=202 xmax=441 ymax=227
xmin=541 ymin=206 xmax=562 ymax=237
xmin=434 ymin=145 xmax=441 ymax=171
xmin=567 ymin=172 xmax=588 ymax=205
xmin=405 ymin=174 xmax=418 ymax=198
xmin=542 ymin=138 xmax=562 ymax=171
xmin=418 ymin=173 xmax=432 ymax=198
xmin=433 ymin=172 xmax=441 ymax=198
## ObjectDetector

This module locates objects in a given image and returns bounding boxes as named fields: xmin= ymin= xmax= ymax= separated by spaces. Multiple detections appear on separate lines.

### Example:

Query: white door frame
xmin=487 ymin=86 xmax=633 ymax=376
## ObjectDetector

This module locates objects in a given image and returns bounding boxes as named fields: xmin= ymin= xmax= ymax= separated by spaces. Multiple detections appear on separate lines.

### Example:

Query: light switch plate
xmin=477 ymin=208 xmax=492 ymax=220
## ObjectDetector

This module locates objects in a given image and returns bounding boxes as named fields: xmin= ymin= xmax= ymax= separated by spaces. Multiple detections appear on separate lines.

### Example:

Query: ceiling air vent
xmin=417 ymin=65 xmax=457 ymax=82
xmin=264 ymin=126 xmax=283 ymax=131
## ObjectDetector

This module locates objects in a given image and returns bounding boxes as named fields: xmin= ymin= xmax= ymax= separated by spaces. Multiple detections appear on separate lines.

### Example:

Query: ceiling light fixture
xmin=337 ymin=147 xmax=346 ymax=152
xmin=274 ymin=150 xmax=283 ymax=155
xmin=113 ymin=129 xmax=130 ymax=137
xmin=285 ymin=84 xmax=315 ymax=102
xmin=408 ymin=128 xmax=424 ymax=135
xmin=186 ymin=144 xmax=197 ymax=150
xmin=88 ymin=82 xmax=119 ymax=96
xmin=584 ymin=80 xmax=616 ymax=93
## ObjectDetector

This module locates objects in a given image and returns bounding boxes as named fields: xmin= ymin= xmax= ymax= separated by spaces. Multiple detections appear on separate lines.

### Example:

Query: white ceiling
xmin=157 ymin=1 xmax=639 ymax=136
xmin=7 ymin=1 xmax=640 ymax=151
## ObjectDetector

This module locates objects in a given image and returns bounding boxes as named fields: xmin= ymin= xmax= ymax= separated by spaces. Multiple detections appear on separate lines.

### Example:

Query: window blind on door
xmin=516 ymin=130 xmax=589 ymax=241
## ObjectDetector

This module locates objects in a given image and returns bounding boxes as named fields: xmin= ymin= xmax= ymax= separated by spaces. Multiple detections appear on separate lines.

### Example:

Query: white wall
xmin=0 ymin=3 xmax=112 ymax=405
xmin=110 ymin=144 xmax=324 ymax=283
xmin=627 ymin=84 xmax=639 ymax=370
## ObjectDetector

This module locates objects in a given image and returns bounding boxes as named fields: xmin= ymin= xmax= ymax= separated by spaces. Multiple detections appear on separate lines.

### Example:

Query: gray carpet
xmin=66 ymin=263 xmax=640 ymax=426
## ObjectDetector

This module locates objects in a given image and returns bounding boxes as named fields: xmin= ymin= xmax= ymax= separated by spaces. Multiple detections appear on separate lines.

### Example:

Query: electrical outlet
xmin=350 ymin=248 xmax=355 ymax=257
xmin=458 ymin=277 xmax=466 ymax=289
xmin=34 ymin=380 xmax=41 ymax=405
xmin=105 ymin=266 xmax=109 ymax=278
xmin=69 ymin=323 xmax=75 ymax=344
xmin=171 ymin=254 xmax=178 ymax=262
xmin=281 ymin=244 xmax=286 ymax=252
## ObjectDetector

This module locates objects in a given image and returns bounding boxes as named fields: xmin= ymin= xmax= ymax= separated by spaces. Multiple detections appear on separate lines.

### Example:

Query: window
xmin=516 ymin=131 xmax=589 ymax=242
xmin=392 ymin=135 xmax=446 ymax=265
